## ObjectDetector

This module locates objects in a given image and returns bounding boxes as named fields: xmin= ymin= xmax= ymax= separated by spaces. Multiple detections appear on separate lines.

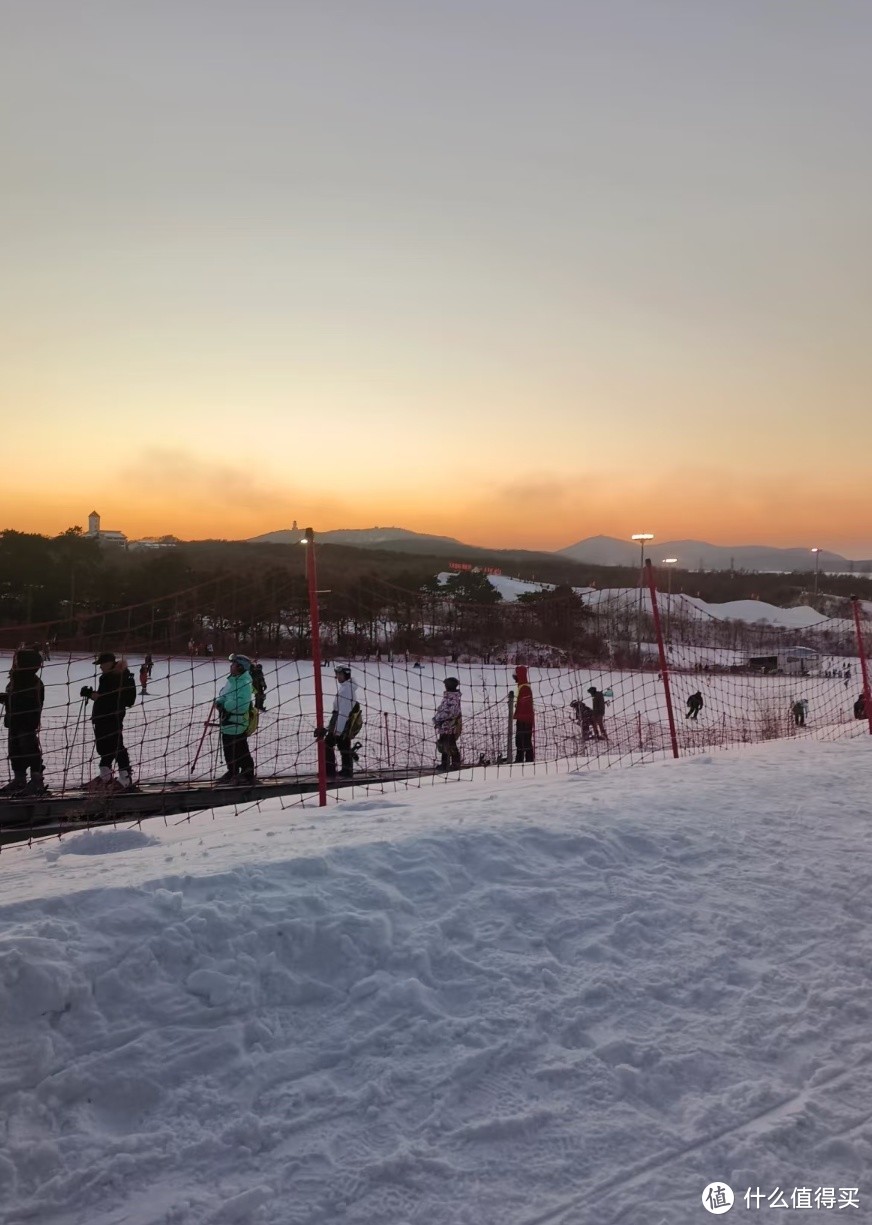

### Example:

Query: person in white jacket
xmin=326 ymin=665 xmax=360 ymax=778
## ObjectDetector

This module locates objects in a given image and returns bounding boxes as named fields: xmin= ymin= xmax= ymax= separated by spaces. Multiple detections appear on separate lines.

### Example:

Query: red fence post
xmin=851 ymin=596 xmax=872 ymax=737
xmin=646 ymin=560 xmax=680 ymax=759
xmin=304 ymin=528 xmax=327 ymax=805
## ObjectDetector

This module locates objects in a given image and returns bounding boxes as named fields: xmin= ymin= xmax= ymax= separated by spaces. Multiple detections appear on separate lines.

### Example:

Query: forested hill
xmin=1 ymin=528 xmax=870 ymax=630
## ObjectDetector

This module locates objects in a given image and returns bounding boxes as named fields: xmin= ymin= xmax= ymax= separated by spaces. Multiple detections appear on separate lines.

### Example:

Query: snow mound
xmin=56 ymin=828 xmax=161 ymax=856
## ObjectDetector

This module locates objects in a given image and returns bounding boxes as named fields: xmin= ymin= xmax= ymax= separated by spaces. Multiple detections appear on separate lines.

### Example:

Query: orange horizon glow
xmin=3 ymin=477 xmax=872 ymax=559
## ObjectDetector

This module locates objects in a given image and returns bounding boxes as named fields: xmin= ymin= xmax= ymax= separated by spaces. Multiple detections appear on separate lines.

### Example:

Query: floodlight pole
xmin=662 ymin=558 xmax=678 ymax=641
xmin=303 ymin=528 xmax=327 ymax=805
xmin=647 ymin=560 xmax=679 ymax=758
xmin=811 ymin=548 xmax=821 ymax=597
xmin=631 ymin=534 xmax=654 ymax=664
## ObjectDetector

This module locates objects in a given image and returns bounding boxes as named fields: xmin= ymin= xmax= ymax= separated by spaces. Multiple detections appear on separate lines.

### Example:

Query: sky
xmin=3 ymin=736 xmax=872 ymax=1223
xmin=2 ymin=1 xmax=871 ymax=554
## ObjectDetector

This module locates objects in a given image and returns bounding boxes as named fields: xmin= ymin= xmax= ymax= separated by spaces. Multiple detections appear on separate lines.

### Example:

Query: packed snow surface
xmin=3 ymin=739 xmax=872 ymax=1224
xmin=461 ymin=573 xmax=835 ymax=629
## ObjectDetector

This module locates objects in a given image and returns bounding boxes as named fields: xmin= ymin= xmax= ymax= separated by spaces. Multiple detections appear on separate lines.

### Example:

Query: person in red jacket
xmin=512 ymin=665 xmax=535 ymax=762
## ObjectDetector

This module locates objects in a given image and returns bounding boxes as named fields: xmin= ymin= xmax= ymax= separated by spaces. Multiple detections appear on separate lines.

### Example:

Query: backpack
xmin=347 ymin=702 xmax=363 ymax=739
xmin=121 ymin=668 xmax=137 ymax=708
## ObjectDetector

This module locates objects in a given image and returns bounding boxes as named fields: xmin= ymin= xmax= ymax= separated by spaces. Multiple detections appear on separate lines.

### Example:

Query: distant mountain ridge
xmin=558 ymin=535 xmax=861 ymax=572
xmin=249 ymin=526 xmax=463 ymax=548
xmin=247 ymin=527 xmax=870 ymax=572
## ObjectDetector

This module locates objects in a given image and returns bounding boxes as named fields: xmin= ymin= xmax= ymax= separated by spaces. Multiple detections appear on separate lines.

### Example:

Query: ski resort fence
xmin=1 ymin=562 xmax=871 ymax=848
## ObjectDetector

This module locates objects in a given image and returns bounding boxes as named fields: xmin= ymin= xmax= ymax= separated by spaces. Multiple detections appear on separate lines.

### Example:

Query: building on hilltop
xmin=86 ymin=510 xmax=127 ymax=546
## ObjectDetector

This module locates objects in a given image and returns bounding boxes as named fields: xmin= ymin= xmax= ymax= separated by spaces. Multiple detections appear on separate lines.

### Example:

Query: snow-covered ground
xmin=3 ymin=652 xmax=865 ymax=793
xmin=465 ymin=573 xmax=837 ymax=631
xmin=2 ymin=737 xmax=872 ymax=1223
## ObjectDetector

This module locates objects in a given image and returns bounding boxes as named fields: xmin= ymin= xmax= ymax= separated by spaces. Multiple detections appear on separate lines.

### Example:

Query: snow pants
xmin=8 ymin=726 xmax=44 ymax=775
xmin=94 ymin=717 xmax=131 ymax=773
xmin=514 ymin=722 xmax=534 ymax=763
xmin=436 ymin=733 xmax=460 ymax=770
xmin=221 ymin=732 xmax=255 ymax=777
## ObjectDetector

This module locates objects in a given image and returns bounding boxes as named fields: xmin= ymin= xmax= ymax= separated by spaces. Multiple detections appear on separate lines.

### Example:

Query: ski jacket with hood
xmin=216 ymin=670 xmax=254 ymax=736
xmin=513 ymin=666 xmax=534 ymax=725
xmin=2 ymin=661 xmax=44 ymax=731
xmin=433 ymin=689 xmax=462 ymax=735
xmin=90 ymin=661 xmax=136 ymax=723
xmin=331 ymin=677 xmax=359 ymax=736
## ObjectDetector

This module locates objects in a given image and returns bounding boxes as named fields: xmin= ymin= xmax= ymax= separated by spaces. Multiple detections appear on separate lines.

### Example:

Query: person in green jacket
xmin=214 ymin=654 xmax=256 ymax=784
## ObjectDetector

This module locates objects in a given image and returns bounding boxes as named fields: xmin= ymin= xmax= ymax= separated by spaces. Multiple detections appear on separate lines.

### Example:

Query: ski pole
xmin=190 ymin=715 xmax=218 ymax=775
xmin=62 ymin=695 xmax=89 ymax=795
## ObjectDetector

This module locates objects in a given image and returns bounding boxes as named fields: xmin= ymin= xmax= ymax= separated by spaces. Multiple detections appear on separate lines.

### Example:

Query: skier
xmin=512 ymin=666 xmax=535 ymax=762
xmin=144 ymin=653 xmax=153 ymax=678
xmin=853 ymin=692 xmax=866 ymax=720
xmin=587 ymin=686 xmax=608 ymax=740
xmin=570 ymin=699 xmax=595 ymax=741
xmin=80 ymin=652 xmax=138 ymax=791
xmin=686 ymin=691 xmax=704 ymax=720
xmin=250 ymin=661 xmax=267 ymax=712
xmin=139 ymin=662 xmax=148 ymax=696
xmin=0 ymin=647 xmax=48 ymax=796
xmin=214 ymin=654 xmax=256 ymax=785
xmin=791 ymin=699 xmax=805 ymax=728
xmin=433 ymin=677 xmax=462 ymax=771
xmin=322 ymin=664 xmax=362 ymax=778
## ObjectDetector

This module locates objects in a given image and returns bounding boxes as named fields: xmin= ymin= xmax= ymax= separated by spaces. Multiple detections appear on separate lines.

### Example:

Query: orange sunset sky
xmin=2 ymin=2 xmax=871 ymax=556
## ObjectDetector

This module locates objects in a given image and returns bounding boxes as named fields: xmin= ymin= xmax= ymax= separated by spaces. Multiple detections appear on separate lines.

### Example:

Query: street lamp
xmin=301 ymin=529 xmax=327 ymax=805
xmin=811 ymin=547 xmax=821 ymax=597
xmin=631 ymin=533 xmax=654 ymax=663
xmin=662 ymin=558 xmax=678 ymax=641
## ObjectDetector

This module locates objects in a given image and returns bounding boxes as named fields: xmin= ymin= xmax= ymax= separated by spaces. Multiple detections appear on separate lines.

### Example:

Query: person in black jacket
xmin=587 ymin=686 xmax=608 ymax=740
xmin=250 ymin=662 xmax=267 ymax=712
xmin=80 ymin=652 xmax=137 ymax=791
xmin=0 ymin=646 xmax=47 ymax=796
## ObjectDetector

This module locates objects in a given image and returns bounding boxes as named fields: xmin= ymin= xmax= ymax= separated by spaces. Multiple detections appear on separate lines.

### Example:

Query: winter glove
xmin=80 ymin=686 xmax=94 ymax=699
xmin=313 ymin=726 xmax=327 ymax=739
